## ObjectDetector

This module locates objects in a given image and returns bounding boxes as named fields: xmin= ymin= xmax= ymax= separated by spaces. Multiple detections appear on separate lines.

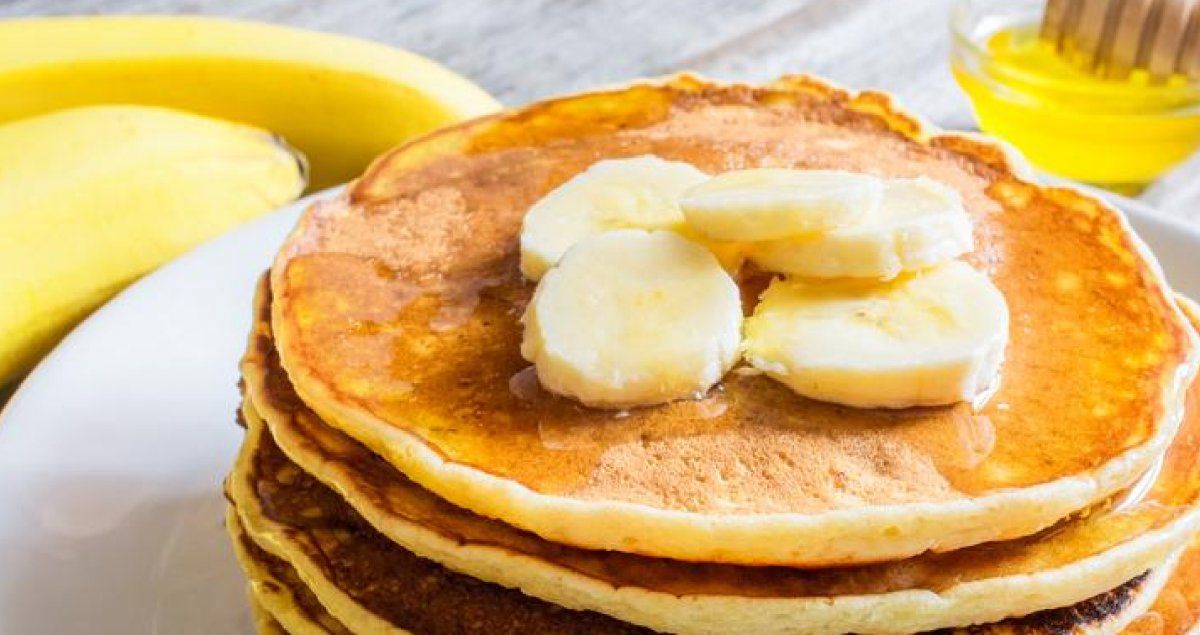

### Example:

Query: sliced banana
xmin=743 ymin=261 xmax=1008 ymax=408
xmin=748 ymin=177 xmax=973 ymax=280
xmin=522 ymin=229 xmax=742 ymax=408
xmin=519 ymin=156 xmax=708 ymax=281
xmin=678 ymin=168 xmax=883 ymax=241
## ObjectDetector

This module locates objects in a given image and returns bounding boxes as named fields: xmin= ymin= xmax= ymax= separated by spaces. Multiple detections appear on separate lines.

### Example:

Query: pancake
xmin=228 ymin=396 xmax=1192 ymax=635
xmin=231 ymin=516 xmax=1181 ymax=635
xmin=1129 ymin=537 xmax=1200 ymax=634
xmin=240 ymin=276 xmax=1200 ymax=634
xmin=248 ymin=588 xmax=295 ymax=635
xmin=268 ymin=74 xmax=1199 ymax=566
xmin=231 ymin=507 xmax=1200 ymax=635
xmin=227 ymin=506 xmax=350 ymax=635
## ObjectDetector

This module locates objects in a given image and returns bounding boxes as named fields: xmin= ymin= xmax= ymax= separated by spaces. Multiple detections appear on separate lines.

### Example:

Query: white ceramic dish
xmin=0 ymin=186 xmax=1197 ymax=634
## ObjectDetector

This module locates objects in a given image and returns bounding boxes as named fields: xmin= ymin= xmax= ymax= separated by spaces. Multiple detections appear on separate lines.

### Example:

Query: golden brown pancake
xmin=234 ymin=506 xmax=1200 ymax=635
xmin=240 ymin=277 xmax=1200 ymax=634
xmin=226 ymin=401 xmax=1188 ymax=635
xmin=232 ymin=510 xmax=1177 ymax=635
xmin=248 ymin=596 xmax=289 ymax=635
xmin=1125 ymin=538 xmax=1200 ymax=634
xmin=228 ymin=506 xmax=351 ymax=635
xmin=269 ymin=75 xmax=1198 ymax=566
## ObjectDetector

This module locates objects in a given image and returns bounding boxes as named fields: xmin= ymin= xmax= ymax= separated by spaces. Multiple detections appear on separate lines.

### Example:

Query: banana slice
xmin=743 ymin=261 xmax=1008 ymax=408
xmin=522 ymin=229 xmax=742 ymax=408
xmin=748 ymin=177 xmax=973 ymax=280
xmin=519 ymin=156 xmax=708 ymax=280
xmin=678 ymin=168 xmax=883 ymax=241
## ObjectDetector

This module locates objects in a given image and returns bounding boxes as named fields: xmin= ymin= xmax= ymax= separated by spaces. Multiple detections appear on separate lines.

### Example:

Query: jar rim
xmin=949 ymin=0 xmax=1200 ymax=101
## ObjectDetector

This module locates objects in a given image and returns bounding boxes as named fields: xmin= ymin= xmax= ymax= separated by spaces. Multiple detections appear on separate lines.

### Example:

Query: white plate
xmin=0 ymin=186 xmax=1198 ymax=634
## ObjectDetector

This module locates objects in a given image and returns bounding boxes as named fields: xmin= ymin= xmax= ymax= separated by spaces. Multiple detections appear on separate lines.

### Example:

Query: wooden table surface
xmin=2 ymin=0 xmax=1197 ymax=222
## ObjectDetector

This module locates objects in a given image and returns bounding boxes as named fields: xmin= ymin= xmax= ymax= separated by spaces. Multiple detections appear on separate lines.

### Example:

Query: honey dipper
xmin=1041 ymin=0 xmax=1200 ymax=80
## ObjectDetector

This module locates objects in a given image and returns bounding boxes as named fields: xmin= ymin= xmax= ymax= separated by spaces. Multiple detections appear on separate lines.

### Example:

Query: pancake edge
xmin=227 ymin=429 xmax=407 ymax=635
xmin=988 ymin=555 xmax=1175 ymax=635
xmin=234 ymin=381 xmax=1200 ymax=635
xmin=226 ymin=505 xmax=348 ymax=635
xmin=248 ymin=585 xmax=295 ymax=635
xmin=267 ymin=73 xmax=1200 ymax=567
xmin=231 ymin=457 xmax=1184 ymax=635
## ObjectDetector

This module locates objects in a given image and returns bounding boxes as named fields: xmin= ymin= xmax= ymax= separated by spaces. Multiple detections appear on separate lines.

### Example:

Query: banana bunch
xmin=0 ymin=16 xmax=500 ymax=190
xmin=0 ymin=106 xmax=306 ymax=383
xmin=0 ymin=16 xmax=500 ymax=386
xmin=517 ymin=157 xmax=1009 ymax=410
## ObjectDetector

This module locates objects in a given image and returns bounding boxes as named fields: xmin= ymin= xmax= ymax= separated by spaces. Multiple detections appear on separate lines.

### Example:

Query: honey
xmin=952 ymin=10 xmax=1200 ymax=193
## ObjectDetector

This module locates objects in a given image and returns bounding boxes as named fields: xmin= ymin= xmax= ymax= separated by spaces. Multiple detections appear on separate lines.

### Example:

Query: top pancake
xmin=242 ymin=275 xmax=1200 ymax=634
xmin=270 ymin=74 xmax=1199 ymax=566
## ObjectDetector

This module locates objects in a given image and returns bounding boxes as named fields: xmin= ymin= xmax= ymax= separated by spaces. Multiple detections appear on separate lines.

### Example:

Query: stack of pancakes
xmin=226 ymin=75 xmax=1200 ymax=634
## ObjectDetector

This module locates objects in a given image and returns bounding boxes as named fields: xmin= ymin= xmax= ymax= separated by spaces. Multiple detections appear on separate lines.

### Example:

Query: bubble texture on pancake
xmin=241 ymin=277 xmax=1200 ymax=634
xmin=269 ymin=74 xmax=1199 ymax=565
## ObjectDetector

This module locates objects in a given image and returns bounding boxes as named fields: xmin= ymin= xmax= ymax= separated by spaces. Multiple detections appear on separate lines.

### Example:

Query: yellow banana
xmin=0 ymin=16 xmax=501 ymax=190
xmin=0 ymin=105 xmax=306 ymax=383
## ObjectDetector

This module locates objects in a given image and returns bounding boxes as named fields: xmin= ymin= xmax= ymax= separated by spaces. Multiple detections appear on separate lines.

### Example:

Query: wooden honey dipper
xmin=1041 ymin=0 xmax=1200 ymax=80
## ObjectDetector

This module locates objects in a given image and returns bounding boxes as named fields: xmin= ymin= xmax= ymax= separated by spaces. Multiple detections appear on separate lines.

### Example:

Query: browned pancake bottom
xmin=238 ymin=423 xmax=1167 ymax=635
xmin=247 ymin=422 xmax=649 ymax=634
xmin=240 ymin=531 xmax=352 ymax=635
